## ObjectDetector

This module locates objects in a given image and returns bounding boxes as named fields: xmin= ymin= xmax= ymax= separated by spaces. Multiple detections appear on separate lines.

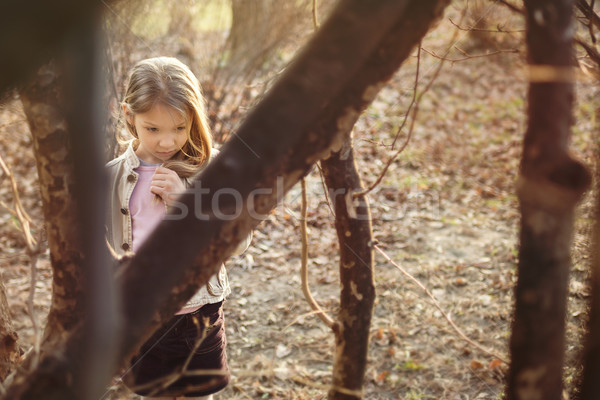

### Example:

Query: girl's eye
xmin=177 ymin=126 xmax=186 ymax=132
xmin=146 ymin=127 xmax=158 ymax=132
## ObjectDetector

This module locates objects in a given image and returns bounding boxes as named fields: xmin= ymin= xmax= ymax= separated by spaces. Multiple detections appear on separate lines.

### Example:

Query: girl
xmin=106 ymin=57 xmax=249 ymax=399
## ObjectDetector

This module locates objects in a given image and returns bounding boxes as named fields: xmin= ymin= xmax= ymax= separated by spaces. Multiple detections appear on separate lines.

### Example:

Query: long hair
xmin=122 ymin=57 xmax=212 ymax=177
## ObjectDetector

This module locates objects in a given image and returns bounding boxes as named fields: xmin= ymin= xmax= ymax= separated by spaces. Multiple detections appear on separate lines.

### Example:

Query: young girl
xmin=106 ymin=57 xmax=249 ymax=399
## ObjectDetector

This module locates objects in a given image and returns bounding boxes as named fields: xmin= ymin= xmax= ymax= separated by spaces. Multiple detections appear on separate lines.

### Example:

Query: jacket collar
xmin=122 ymin=141 xmax=141 ymax=171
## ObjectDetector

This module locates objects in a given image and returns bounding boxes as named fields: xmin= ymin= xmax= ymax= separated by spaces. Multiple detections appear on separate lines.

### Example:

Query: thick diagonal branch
xmin=4 ymin=1 xmax=451 ymax=398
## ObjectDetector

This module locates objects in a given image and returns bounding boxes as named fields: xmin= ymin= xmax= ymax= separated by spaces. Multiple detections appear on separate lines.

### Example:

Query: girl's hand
xmin=151 ymin=166 xmax=185 ymax=206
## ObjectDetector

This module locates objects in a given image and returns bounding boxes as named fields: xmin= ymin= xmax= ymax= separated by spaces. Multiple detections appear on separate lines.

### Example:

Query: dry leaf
xmin=489 ymin=358 xmax=503 ymax=370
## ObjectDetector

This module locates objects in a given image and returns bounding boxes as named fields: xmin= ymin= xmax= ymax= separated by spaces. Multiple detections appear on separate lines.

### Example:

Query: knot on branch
xmin=517 ymin=158 xmax=591 ymax=213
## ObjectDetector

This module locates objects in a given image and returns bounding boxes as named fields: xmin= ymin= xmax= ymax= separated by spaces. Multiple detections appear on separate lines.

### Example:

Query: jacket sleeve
xmin=231 ymin=230 xmax=252 ymax=256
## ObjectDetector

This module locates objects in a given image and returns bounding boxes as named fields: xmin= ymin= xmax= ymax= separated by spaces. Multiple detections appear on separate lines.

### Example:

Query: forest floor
xmin=1 ymin=3 xmax=600 ymax=400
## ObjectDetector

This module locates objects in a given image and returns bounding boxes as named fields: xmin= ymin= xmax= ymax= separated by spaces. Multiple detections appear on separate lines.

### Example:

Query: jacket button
xmin=127 ymin=174 xmax=136 ymax=182
xmin=120 ymin=208 xmax=128 ymax=215
xmin=122 ymin=243 xmax=130 ymax=251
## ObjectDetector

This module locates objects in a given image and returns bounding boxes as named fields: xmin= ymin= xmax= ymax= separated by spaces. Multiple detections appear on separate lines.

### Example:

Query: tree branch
xmin=375 ymin=245 xmax=507 ymax=363
xmin=4 ymin=0 xmax=453 ymax=398
xmin=299 ymin=178 xmax=336 ymax=330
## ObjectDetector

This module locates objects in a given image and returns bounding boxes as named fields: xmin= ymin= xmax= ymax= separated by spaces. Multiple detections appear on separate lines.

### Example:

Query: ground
xmin=0 ymin=2 xmax=599 ymax=399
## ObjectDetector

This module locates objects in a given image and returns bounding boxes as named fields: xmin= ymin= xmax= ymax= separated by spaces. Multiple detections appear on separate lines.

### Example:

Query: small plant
xmin=396 ymin=360 xmax=425 ymax=371
xmin=404 ymin=389 xmax=428 ymax=400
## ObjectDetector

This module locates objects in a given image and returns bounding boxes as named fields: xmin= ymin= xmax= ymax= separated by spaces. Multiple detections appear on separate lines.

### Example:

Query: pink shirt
xmin=129 ymin=164 xmax=165 ymax=253
xmin=130 ymin=160 xmax=200 ymax=314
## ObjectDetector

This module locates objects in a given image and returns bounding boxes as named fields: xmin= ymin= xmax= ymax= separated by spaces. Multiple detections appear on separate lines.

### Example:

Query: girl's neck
xmin=137 ymin=157 xmax=161 ymax=167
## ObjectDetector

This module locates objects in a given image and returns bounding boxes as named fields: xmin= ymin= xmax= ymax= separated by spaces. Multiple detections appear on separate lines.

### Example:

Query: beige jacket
xmin=105 ymin=142 xmax=250 ymax=308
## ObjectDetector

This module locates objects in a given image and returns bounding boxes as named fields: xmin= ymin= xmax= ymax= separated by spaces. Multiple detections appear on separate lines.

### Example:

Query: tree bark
xmin=579 ymin=153 xmax=600 ymax=399
xmin=321 ymin=137 xmax=375 ymax=400
xmin=507 ymin=1 xmax=592 ymax=399
xmin=16 ymin=17 xmax=117 ymax=400
xmin=4 ymin=0 xmax=451 ymax=398
xmin=0 ymin=276 xmax=20 ymax=381
xmin=20 ymin=63 xmax=87 ymax=345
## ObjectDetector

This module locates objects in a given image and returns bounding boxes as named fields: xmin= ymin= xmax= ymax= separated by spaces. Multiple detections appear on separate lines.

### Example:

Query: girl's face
xmin=126 ymin=103 xmax=190 ymax=164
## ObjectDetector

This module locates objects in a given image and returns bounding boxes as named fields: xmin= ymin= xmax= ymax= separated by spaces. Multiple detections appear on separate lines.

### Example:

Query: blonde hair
xmin=122 ymin=56 xmax=211 ymax=177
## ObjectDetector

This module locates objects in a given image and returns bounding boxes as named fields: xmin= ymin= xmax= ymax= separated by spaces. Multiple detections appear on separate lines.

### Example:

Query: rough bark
xmin=0 ymin=276 xmax=20 ymax=381
xmin=20 ymin=63 xmax=87 ymax=345
xmin=579 ymin=151 xmax=600 ymax=399
xmin=16 ymin=18 xmax=117 ymax=400
xmin=321 ymin=137 xmax=375 ymax=400
xmin=4 ymin=0 xmax=451 ymax=398
xmin=507 ymin=1 xmax=592 ymax=399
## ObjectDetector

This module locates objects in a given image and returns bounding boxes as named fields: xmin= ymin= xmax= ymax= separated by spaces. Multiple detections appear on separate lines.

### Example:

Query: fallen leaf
xmin=489 ymin=358 xmax=503 ymax=370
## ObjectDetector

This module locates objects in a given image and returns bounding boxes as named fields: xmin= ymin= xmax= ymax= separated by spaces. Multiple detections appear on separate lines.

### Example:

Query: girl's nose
xmin=159 ymin=133 xmax=176 ymax=147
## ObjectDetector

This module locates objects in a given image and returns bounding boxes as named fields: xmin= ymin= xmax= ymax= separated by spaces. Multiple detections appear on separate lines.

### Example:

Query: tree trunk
xmin=579 ymin=152 xmax=600 ymax=399
xmin=507 ymin=1 xmax=591 ymax=399
xmin=4 ymin=0 xmax=451 ymax=398
xmin=20 ymin=63 xmax=87 ymax=345
xmin=226 ymin=0 xmax=273 ymax=77
xmin=321 ymin=137 xmax=375 ymax=400
xmin=220 ymin=0 xmax=308 ymax=85
xmin=0 ymin=276 xmax=20 ymax=381
xmin=16 ymin=17 xmax=117 ymax=400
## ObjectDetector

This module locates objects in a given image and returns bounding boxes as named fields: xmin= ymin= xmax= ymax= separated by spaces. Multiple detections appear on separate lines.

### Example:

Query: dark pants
xmin=124 ymin=301 xmax=229 ymax=397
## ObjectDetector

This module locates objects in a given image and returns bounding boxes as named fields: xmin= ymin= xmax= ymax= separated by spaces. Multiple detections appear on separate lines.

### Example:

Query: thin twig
xmin=282 ymin=308 xmax=336 ymax=331
xmin=355 ymin=20 xmax=463 ymax=199
xmin=129 ymin=317 xmax=216 ymax=397
xmin=0 ymin=154 xmax=41 ymax=368
xmin=576 ymin=0 xmax=600 ymax=42
xmin=421 ymin=46 xmax=519 ymax=63
xmin=0 ymin=155 xmax=36 ymax=249
xmin=299 ymin=178 xmax=336 ymax=330
xmin=316 ymin=163 xmax=335 ymax=217
xmin=494 ymin=0 xmax=600 ymax=72
xmin=493 ymin=0 xmax=523 ymax=13
xmin=374 ymin=245 xmax=507 ymax=364
xmin=576 ymin=36 xmax=600 ymax=68
xmin=180 ymin=316 xmax=209 ymax=372
xmin=448 ymin=17 xmax=525 ymax=33
xmin=312 ymin=0 xmax=319 ymax=31
xmin=391 ymin=43 xmax=422 ymax=150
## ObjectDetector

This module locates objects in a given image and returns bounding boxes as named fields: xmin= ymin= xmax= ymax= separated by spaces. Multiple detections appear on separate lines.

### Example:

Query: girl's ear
xmin=122 ymin=104 xmax=134 ymax=126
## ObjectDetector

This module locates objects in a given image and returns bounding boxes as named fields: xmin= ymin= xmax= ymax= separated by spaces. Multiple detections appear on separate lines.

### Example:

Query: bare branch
xmin=421 ymin=46 xmax=520 ymax=62
xmin=494 ymin=0 xmax=524 ymax=14
xmin=0 ymin=154 xmax=42 ymax=367
xmin=374 ymin=245 xmax=507 ymax=364
xmin=355 ymin=16 xmax=465 ymax=199
xmin=128 ymin=315 xmax=215 ymax=397
xmin=448 ymin=16 xmax=525 ymax=33
xmin=299 ymin=178 xmax=336 ymax=330
xmin=391 ymin=43 xmax=422 ymax=150
xmin=576 ymin=0 xmax=600 ymax=42
xmin=0 ymin=155 xmax=37 ymax=250
xmin=312 ymin=0 xmax=319 ymax=30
